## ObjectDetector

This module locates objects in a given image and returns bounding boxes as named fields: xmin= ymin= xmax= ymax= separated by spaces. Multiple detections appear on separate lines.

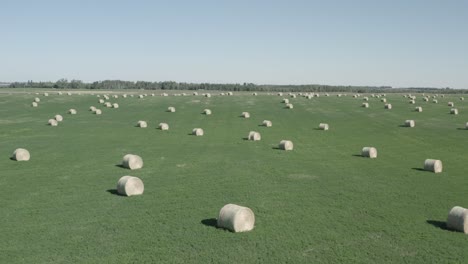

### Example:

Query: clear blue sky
xmin=1 ymin=0 xmax=467 ymax=88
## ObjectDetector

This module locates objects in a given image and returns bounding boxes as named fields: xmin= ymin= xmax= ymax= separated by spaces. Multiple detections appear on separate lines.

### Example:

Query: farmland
xmin=1 ymin=90 xmax=468 ymax=263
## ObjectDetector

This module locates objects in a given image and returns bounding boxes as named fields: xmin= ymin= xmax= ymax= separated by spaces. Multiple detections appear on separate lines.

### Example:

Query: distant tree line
xmin=6 ymin=79 xmax=466 ymax=94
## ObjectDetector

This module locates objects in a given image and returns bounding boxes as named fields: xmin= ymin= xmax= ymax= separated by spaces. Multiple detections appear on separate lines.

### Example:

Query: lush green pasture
xmin=1 ymin=91 xmax=468 ymax=263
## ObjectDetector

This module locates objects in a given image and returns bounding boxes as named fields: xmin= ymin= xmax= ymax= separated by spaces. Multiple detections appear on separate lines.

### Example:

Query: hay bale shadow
xmin=398 ymin=125 xmax=407 ymax=127
xmin=352 ymin=154 xmax=363 ymax=157
xmin=201 ymin=218 xmax=218 ymax=228
xmin=242 ymin=137 xmax=249 ymax=140
xmin=411 ymin=167 xmax=426 ymax=171
xmin=272 ymin=146 xmax=281 ymax=150
xmin=426 ymin=220 xmax=450 ymax=231
xmin=106 ymin=189 xmax=122 ymax=196
xmin=457 ymin=128 xmax=466 ymax=130
xmin=115 ymin=164 xmax=126 ymax=169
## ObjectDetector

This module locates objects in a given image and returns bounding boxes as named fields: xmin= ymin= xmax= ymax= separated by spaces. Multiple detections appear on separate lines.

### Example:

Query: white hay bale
xmin=117 ymin=176 xmax=144 ymax=196
xmin=461 ymin=97 xmax=465 ymax=101
xmin=32 ymin=102 xmax=38 ymax=107
xmin=192 ymin=128 xmax=204 ymax=136
xmin=241 ymin=112 xmax=250 ymax=118
xmin=415 ymin=106 xmax=422 ymax=112
xmin=447 ymin=206 xmax=468 ymax=233
xmin=48 ymin=119 xmax=58 ymax=126
xmin=103 ymin=95 xmax=109 ymax=100
xmin=99 ymin=99 xmax=105 ymax=104
xmin=424 ymin=159 xmax=442 ymax=173
xmin=248 ymin=131 xmax=261 ymax=141
xmin=286 ymin=103 xmax=293 ymax=109
xmin=55 ymin=115 xmax=63 ymax=122
xmin=12 ymin=148 xmax=30 ymax=161
xmin=105 ymin=102 xmax=112 ymax=108
xmin=325 ymin=93 xmax=330 ymax=96
xmin=130 ymin=94 xmax=134 ymax=97
xmin=291 ymin=94 xmax=296 ymax=98
xmin=95 ymin=109 xmax=102 ymax=115
xmin=205 ymin=93 xmax=211 ymax=98
xmin=159 ymin=123 xmax=169 ymax=130
xmin=44 ymin=93 xmax=48 ymax=97
xmin=137 ymin=121 xmax=148 ymax=128
xmin=58 ymin=92 xmax=62 ymax=95
xmin=253 ymin=92 xmax=257 ymax=96
xmin=381 ymin=98 xmax=387 ymax=103
xmin=112 ymin=103 xmax=119 ymax=108
xmin=203 ymin=109 xmax=212 ymax=115
xmin=217 ymin=204 xmax=255 ymax=232
xmin=361 ymin=147 xmax=377 ymax=158
xmin=410 ymin=100 xmax=415 ymax=104
xmin=423 ymin=97 xmax=429 ymax=102
xmin=451 ymin=108 xmax=459 ymax=115
xmin=89 ymin=106 xmax=96 ymax=112
xmin=282 ymin=98 xmax=289 ymax=104
xmin=448 ymin=102 xmax=454 ymax=107
xmin=34 ymin=97 xmax=40 ymax=103
xmin=97 ymin=95 xmax=101 ymax=98
xmin=67 ymin=92 xmax=72 ymax=96
xmin=319 ymin=123 xmax=329 ymax=130
xmin=262 ymin=120 xmax=272 ymax=127
xmin=227 ymin=92 xmax=233 ymax=96
xmin=363 ymin=97 xmax=369 ymax=101
xmin=68 ymin=109 xmax=77 ymax=114
xmin=122 ymin=154 xmax=143 ymax=170
xmin=362 ymin=103 xmax=369 ymax=108
xmin=193 ymin=92 xmax=198 ymax=96
xmin=405 ymin=120 xmax=415 ymax=127
xmin=139 ymin=95 xmax=144 ymax=99
xmin=278 ymin=92 xmax=283 ymax=96
xmin=168 ymin=106 xmax=176 ymax=112
xmin=433 ymin=99 xmax=438 ymax=103
xmin=123 ymin=94 xmax=127 ymax=98
xmin=465 ymin=122 xmax=468 ymax=129
xmin=385 ymin=103 xmax=392 ymax=109
xmin=279 ymin=140 xmax=293 ymax=151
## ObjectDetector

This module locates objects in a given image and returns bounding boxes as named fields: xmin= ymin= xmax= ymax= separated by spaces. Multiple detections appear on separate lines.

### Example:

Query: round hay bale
xmin=139 ymin=95 xmax=144 ymax=99
xmin=67 ymin=92 xmax=72 ymax=96
xmin=405 ymin=120 xmax=415 ymax=127
xmin=461 ymin=97 xmax=465 ymax=101
xmin=113 ymin=95 xmax=119 ymax=99
xmin=319 ymin=123 xmax=329 ymax=130
xmin=97 ymin=95 xmax=101 ymax=98
xmin=99 ymin=99 xmax=105 ymax=104
xmin=123 ymin=94 xmax=127 ymax=98
xmin=447 ymin=206 xmax=468 ymax=233
xmin=451 ymin=108 xmax=459 ymax=115
xmin=262 ymin=120 xmax=272 ymax=127
xmin=122 ymin=154 xmax=143 ymax=170
xmin=168 ymin=106 xmax=176 ymax=112
xmin=34 ymin=97 xmax=40 ymax=103
xmin=433 ymin=99 xmax=438 ymax=103
xmin=465 ymin=122 xmax=468 ymax=129
xmin=291 ymin=94 xmax=296 ymax=98
xmin=58 ymin=92 xmax=62 ymax=95
xmin=205 ymin=93 xmax=211 ymax=98
xmin=415 ymin=106 xmax=422 ymax=112
xmin=227 ymin=92 xmax=233 ymax=96
xmin=137 ymin=121 xmax=148 ymax=128
xmin=12 ymin=148 xmax=30 ymax=161
xmin=117 ymin=176 xmax=144 ymax=196
xmin=248 ymin=131 xmax=261 ymax=141
xmin=448 ymin=102 xmax=454 ymax=107
xmin=423 ymin=97 xmax=429 ymax=102
xmin=203 ymin=109 xmax=212 ymax=115
xmin=361 ymin=147 xmax=377 ymax=158
xmin=192 ymin=128 xmax=204 ymax=136
xmin=253 ymin=92 xmax=257 ymax=96
xmin=48 ymin=119 xmax=58 ymax=126
xmin=286 ymin=103 xmax=293 ymax=109
xmin=95 ymin=109 xmax=102 ymax=115
xmin=385 ymin=104 xmax=392 ymax=109
xmin=89 ymin=106 xmax=96 ymax=112
xmin=55 ymin=115 xmax=63 ymax=122
xmin=217 ymin=204 xmax=255 ymax=232
xmin=159 ymin=123 xmax=169 ymax=130
xmin=381 ymin=98 xmax=387 ymax=103
xmin=410 ymin=100 xmax=415 ymax=104
xmin=44 ymin=93 xmax=48 ymax=97
xmin=68 ymin=109 xmax=77 ymax=114
xmin=32 ymin=102 xmax=38 ymax=107
xmin=105 ymin=102 xmax=112 ymax=108
xmin=279 ymin=140 xmax=293 ymax=151
xmin=282 ymin=98 xmax=289 ymax=104
xmin=424 ymin=159 xmax=442 ymax=173
xmin=241 ymin=112 xmax=250 ymax=118
xmin=112 ymin=103 xmax=119 ymax=108
xmin=362 ymin=103 xmax=369 ymax=108
xmin=193 ymin=92 xmax=198 ymax=96
xmin=363 ymin=97 xmax=368 ymax=101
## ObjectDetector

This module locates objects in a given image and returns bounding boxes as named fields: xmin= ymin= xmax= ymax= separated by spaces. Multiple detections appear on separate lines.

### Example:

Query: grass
xmin=1 ymin=91 xmax=468 ymax=263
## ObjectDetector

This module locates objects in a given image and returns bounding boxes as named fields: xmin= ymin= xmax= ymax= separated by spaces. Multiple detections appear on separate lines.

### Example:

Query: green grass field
xmin=1 ymin=90 xmax=468 ymax=263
